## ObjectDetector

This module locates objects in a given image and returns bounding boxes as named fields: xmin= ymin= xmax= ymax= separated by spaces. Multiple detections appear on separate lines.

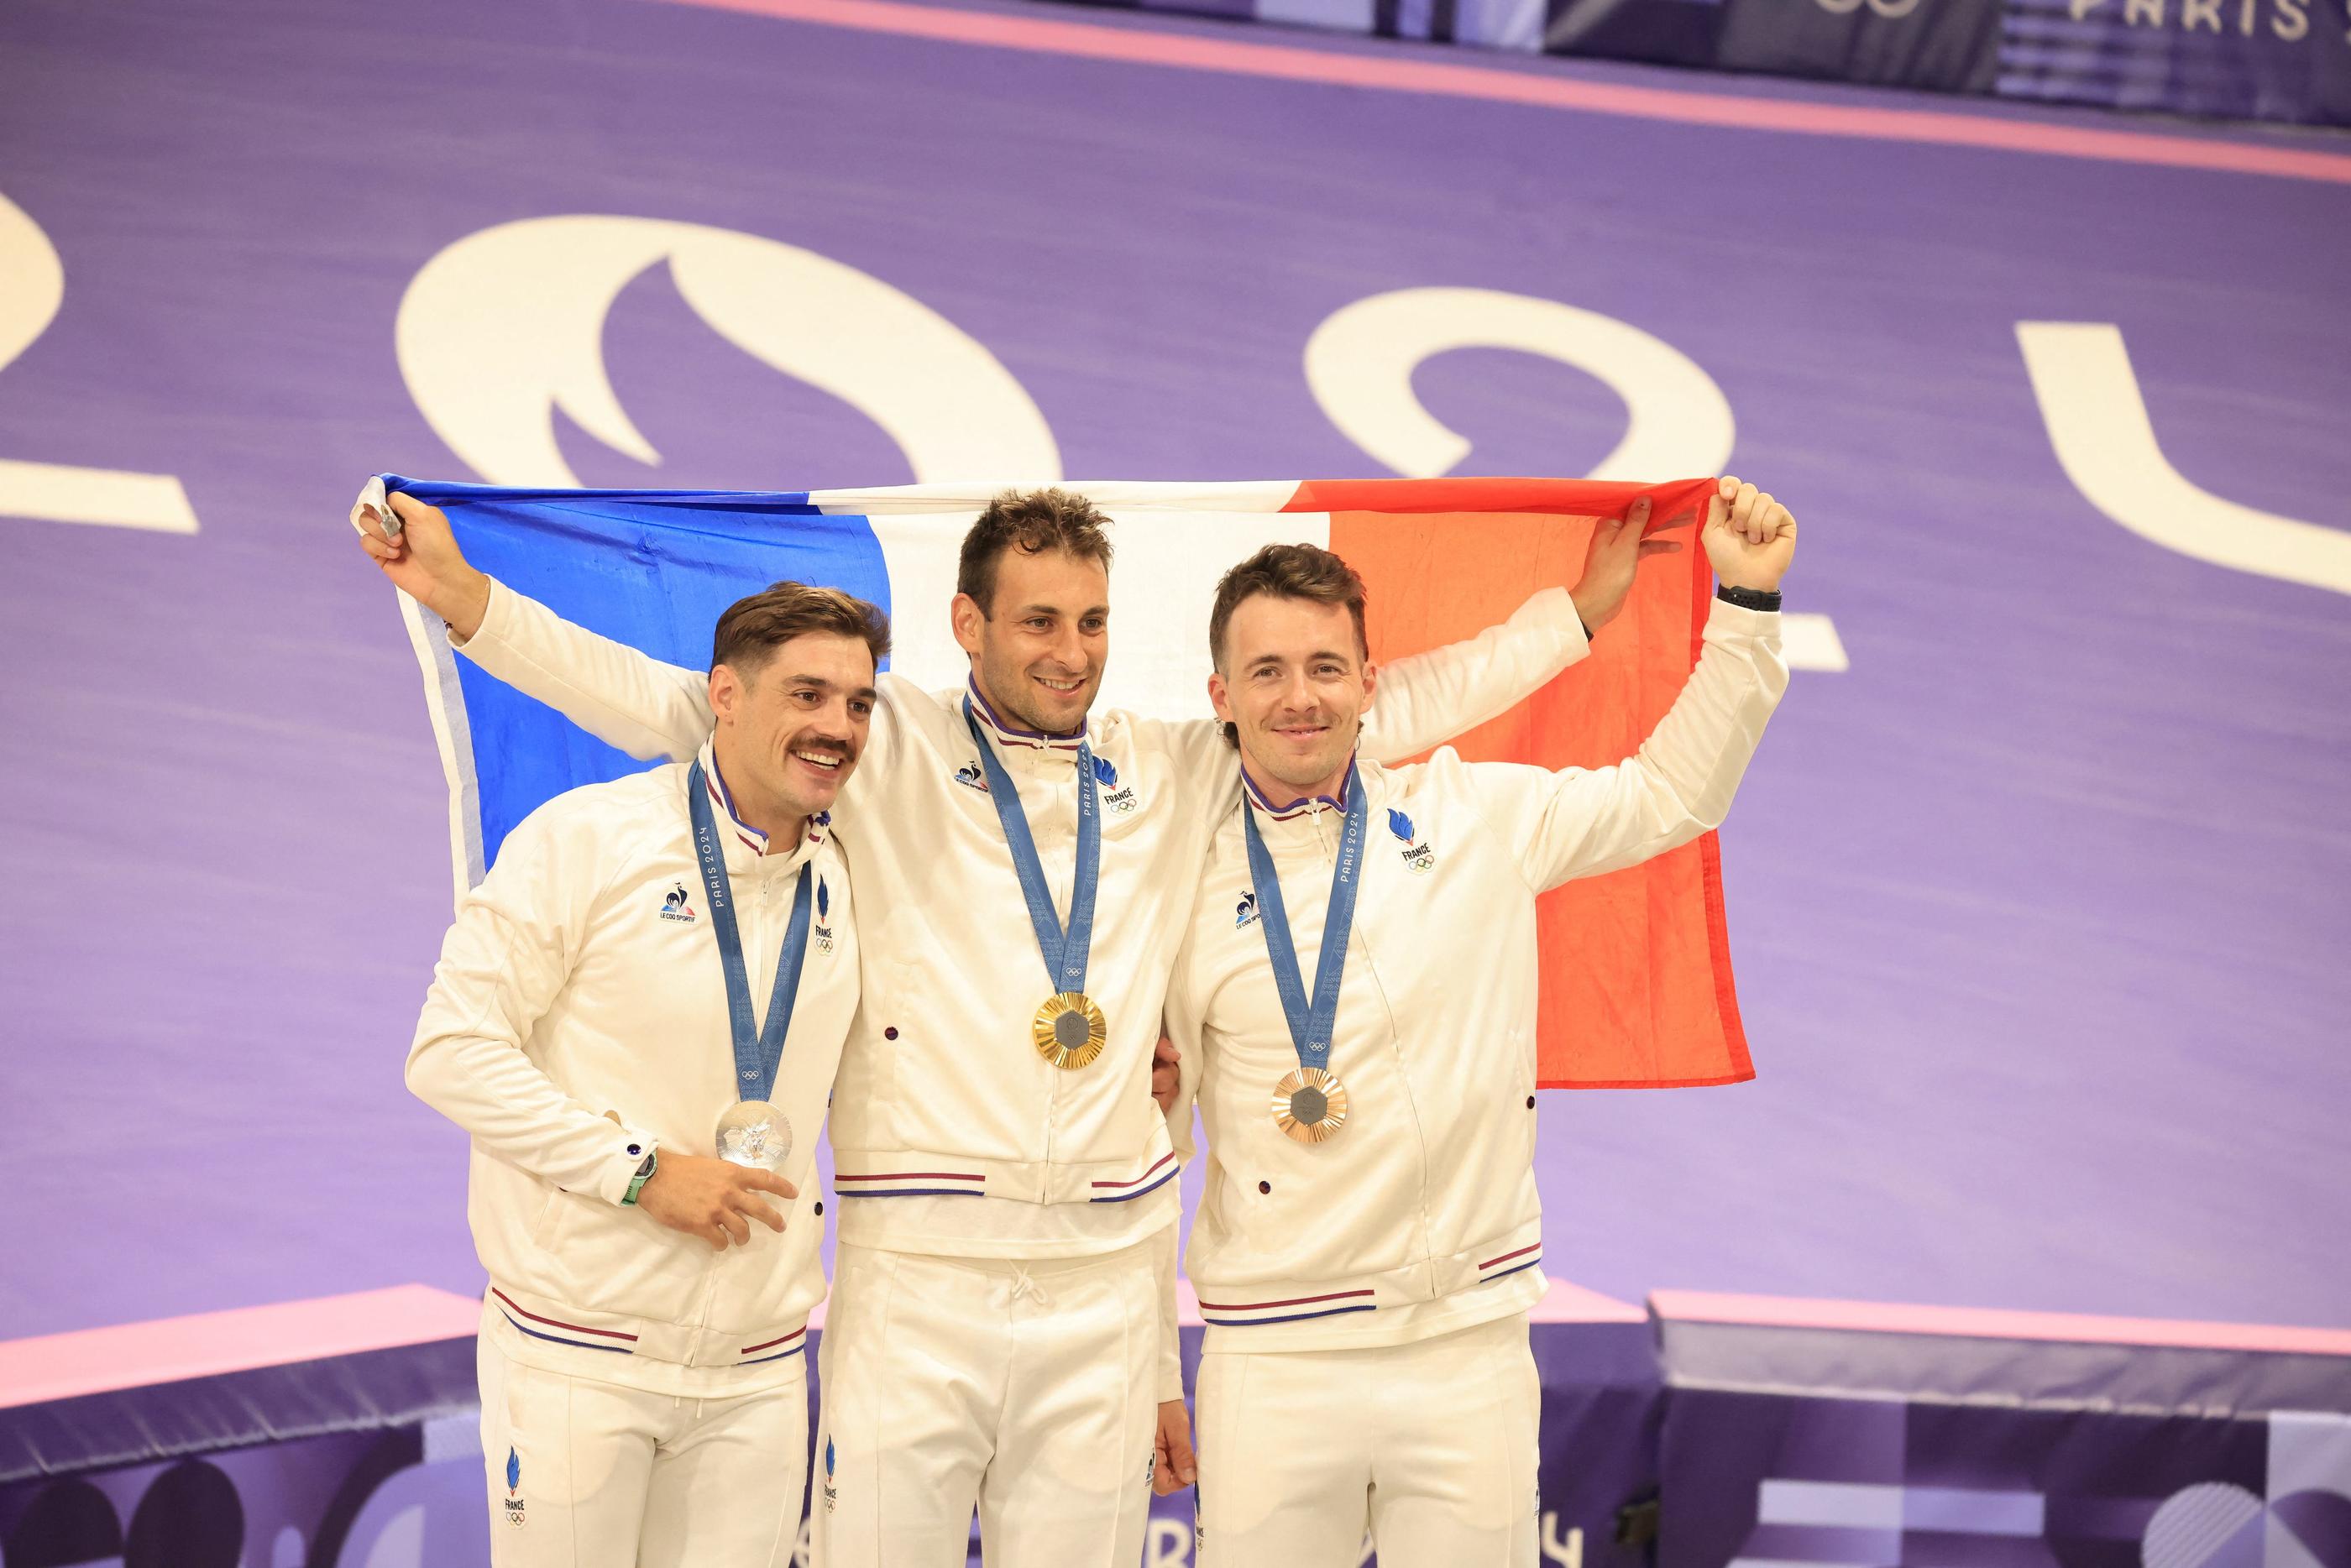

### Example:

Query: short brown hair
xmin=956 ymin=489 xmax=1115 ymax=614
xmin=1207 ymin=544 xmax=1369 ymax=671
xmin=711 ymin=581 xmax=891 ymax=676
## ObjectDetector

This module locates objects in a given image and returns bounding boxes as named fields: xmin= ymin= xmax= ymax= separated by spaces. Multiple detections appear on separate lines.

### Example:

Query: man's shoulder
xmin=879 ymin=671 xmax=957 ymax=714
xmin=511 ymin=764 xmax=690 ymax=846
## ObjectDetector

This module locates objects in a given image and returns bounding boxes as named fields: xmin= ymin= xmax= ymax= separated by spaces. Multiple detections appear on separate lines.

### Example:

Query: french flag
xmin=376 ymin=473 xmax=1747 ymax=1091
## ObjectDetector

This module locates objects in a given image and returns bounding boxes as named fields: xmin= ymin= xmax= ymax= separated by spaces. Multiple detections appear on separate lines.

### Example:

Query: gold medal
xmin=1272 ymin=1067 xmax=1348 ymax=1143
xmin=1033 ymin=990 xmax=1107 ymax=1069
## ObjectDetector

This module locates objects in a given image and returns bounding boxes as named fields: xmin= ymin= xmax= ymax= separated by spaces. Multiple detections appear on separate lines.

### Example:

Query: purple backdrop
xmin=0 ymin=0 xmax=2347 ymax=1350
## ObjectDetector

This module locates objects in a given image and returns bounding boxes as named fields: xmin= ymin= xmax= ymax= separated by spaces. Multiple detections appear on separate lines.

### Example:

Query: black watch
xmin=1715 ymin=583 xmax=1783 ymax=613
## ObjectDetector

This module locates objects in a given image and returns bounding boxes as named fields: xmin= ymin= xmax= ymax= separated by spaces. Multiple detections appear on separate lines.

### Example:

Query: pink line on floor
xmin=1650 ymin=1288 xmax=2351 ymax=1356
xmin=658 ymin=0 xmax=2351 ymax=187
xmin=0 ymin=1284 xmax=484 ymax=1410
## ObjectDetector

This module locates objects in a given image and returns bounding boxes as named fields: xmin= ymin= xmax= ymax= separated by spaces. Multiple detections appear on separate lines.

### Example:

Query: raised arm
xmin=466 ymin=580 xmax=712 ymax=763
xmin=1359 ymin=493 xmax=1683 ymax=763
xmin=363 ymin=489 xmax=713 ymax=762
xmin=1474 ymin=598 xmax=1787 ymax=892
xmin=1474 ymin=480 xmax=1798 ymax=891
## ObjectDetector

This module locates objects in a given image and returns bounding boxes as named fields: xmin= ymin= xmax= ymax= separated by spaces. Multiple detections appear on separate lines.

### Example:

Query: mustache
xmin=788 ymin=738 xmax=853 ymax=759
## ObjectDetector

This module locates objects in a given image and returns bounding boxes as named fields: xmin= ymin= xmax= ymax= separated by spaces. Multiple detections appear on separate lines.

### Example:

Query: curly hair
xmin=956 ymin=489 xmax=1116 ymax=614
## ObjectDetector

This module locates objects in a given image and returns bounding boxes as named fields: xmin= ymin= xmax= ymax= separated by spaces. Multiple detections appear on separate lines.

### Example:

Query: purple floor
xmin=2 ymin=0 xmax=2347 ymax=1343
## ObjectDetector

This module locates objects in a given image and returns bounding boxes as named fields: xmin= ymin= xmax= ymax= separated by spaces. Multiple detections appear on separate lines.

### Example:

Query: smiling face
xmin=1208 ymin=591 xmax=1377 ymax=806
xmin=952 ymin=545 xmax=1111 ymax=735
xmin=708 ymin=631 xmax=878 ymax=837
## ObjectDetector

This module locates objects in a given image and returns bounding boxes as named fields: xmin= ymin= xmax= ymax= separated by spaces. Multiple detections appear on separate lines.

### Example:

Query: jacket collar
xmin=696 ymin=737 xmax=829 ymax=864
xmin=966 ymin=676 xmax=1088 ymax=754
xmin=1241 ymin=753 xmax=1364 ymax=826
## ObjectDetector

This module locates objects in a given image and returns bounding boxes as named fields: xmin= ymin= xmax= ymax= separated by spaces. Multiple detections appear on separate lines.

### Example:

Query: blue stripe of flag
xmin=380 ymin=478 xmax=890 ymax=877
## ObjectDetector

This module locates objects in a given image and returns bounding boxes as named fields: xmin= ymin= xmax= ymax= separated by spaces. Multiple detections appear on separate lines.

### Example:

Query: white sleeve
xmin=403 ymin=802 xmax=656 ymax=1205
xmin=458 ymin=580 xmax=713 ymax=763
xmin=1152 ymin=585 xmax=1596 ymax=794
xmin=1358 ymin=587 xmax=1593 ymax=764
xmin=1469 ymin=599 xmax=1788 ymax=894
xmin=1153 ymin=1213 xmax=1186 ymax=1404
xmin=1157 ymin=981 xmax=1210 ymax=1403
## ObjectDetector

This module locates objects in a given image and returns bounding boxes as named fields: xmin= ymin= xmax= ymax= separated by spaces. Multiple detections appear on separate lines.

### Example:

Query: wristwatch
xmin=1715 ymin=583 xmax=1783 ymax=613
xmin=622 ymin=1147 xmax=659 ymax=1206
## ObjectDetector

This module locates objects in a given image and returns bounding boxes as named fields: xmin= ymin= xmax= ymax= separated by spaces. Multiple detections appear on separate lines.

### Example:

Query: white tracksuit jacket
xmin=456 ymin=581 xmax=1594 ymax=1393
xmin=406 ymin=738 xmax=858 ymax=1388
xmin=1163 ymin=599 xmax=1786 ymax=1362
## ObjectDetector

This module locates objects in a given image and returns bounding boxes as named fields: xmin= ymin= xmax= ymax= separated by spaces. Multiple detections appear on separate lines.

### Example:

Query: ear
xmin=709 ymin=663 xmax=743 ymax=724
xmin=1358 ymin=660 xmax=1379 ymax=711
xmin=950 ymin=592 xmax=986 ymax=659
xmin=1207 ymin=668 xmax=1234 ymax=728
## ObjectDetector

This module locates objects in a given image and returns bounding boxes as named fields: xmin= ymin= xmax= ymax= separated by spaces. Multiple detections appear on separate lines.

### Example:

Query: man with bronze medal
xmin=401 ymin=578 xmax=884 ymax=1568
xmin=362 ymin=484 xmax=1631 ymax=1566
xmin=1160 ymin=479 xmax=1798 ymax=1565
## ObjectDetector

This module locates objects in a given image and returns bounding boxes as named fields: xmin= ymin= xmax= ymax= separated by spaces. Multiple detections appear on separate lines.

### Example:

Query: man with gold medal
xmin=362 ymin=484 xmax=1656 ymax=1566
xmin=401 ymin=582 xmax=885 ymax=1568
xmin=1160 ymin=479 xmax=1797 ymax=1565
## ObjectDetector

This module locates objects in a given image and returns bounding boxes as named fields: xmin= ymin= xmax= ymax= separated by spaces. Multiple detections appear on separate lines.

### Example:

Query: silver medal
xmin=715 ymin=1099 xmax=793 ymax=1173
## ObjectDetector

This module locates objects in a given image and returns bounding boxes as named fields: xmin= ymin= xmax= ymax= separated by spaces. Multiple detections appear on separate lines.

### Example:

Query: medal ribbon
xmin=688 ymin=759 xmax=814 ymax=1105
xmin=1240 ymin=762 xmax=1367 ymax=1076
xmin=962 ymin=698 xmax=1101 ymax=997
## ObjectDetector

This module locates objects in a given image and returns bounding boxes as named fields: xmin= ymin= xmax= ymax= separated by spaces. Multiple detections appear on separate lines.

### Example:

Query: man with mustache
xmin=1159 ymin=478 xmax=1794 ymax=1565
xmin=402 ymin=578 xmax=886 ymax=1568
xmin=362 ymin=485 xmax=1668 ymax=1567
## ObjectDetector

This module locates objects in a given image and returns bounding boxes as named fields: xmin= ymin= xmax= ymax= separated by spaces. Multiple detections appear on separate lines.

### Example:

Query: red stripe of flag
xmin=1326 ymin=476 xmax=1751 ymax=1090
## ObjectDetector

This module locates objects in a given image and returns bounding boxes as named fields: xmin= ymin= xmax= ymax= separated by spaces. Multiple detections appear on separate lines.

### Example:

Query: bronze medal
xmin=1271 ymin=1067 xmax=1348 ymax=1143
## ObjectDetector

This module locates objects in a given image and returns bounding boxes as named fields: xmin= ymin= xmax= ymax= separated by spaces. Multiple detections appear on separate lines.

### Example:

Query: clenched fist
xmin=1702 ymin=476 xmax=1797 ymax=593
xmin=357 ymin=491 xmax=494 ymax=641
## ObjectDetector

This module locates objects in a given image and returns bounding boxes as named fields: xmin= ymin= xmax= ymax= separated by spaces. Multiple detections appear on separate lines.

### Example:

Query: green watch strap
xmin=622 ymin=1147 xmax=658 ymax=1206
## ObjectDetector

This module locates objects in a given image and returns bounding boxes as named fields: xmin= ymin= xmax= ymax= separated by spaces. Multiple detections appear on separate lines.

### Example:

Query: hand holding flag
xmin=359 ymin=491 xmax=493 ymax=640
xmin=1704 ymin=476 xmax=1798 ymax=591
xmin=1570 ymin=494 xmax=1689 ymax=634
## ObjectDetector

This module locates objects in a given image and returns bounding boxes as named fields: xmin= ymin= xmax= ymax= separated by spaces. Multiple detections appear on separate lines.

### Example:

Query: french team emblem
xmin=1092 ymin=752 xmax=1139 ymax=815
xmin=1389 ymin=809 xmax=1435 ymax=875
xmin=814 ymin=877 xmax=835 ymax=954
xmin=504 ymin=1446 xmax=526 ymax=1528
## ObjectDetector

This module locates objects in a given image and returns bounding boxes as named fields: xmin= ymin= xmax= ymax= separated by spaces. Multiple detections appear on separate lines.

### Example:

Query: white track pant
xmin=1193 ymin=1314 xmax=1539 ymax=1568
xmin=814 ymin=1241 xmax=1160 ymax=1568
xmin=478 ymin=1331 xmax=810 ymax=1568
